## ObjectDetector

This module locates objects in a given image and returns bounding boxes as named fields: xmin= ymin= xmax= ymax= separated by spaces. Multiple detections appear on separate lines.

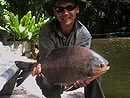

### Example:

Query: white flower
xmin=28 ymin=32 xmax=32 ymax=40
xmin=19 ymin=26 xmax=25 ymax=32
xmin=4 ymin=15 xmax=9 ymax=20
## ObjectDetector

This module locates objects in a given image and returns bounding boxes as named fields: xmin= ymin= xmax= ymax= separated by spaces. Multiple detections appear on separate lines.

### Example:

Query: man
xmin=32 ymin=0 xmax=105 ymax=98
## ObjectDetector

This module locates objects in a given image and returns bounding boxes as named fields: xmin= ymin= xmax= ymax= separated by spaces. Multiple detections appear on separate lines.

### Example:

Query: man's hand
xmin=32 ymin=63 xmax=41 ymax=77
xmin=74 ymin=73 xmax=102 ymax=88
xmin=64 ymin=79 xmax=90 ymax=91
xmin=73 ymin=80 xmax=90 ymax=88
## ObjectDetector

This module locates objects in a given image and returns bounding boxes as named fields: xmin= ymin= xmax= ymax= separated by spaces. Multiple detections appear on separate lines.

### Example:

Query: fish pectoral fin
xmin=36 ymin=74 xmax=54 ymax=97
xmin=36 ymin=73 xmax=64 ymax=97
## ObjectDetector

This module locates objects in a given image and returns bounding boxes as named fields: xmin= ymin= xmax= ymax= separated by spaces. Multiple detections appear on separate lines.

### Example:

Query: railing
xmin=92 ymin=32 xmax=130 ymax=38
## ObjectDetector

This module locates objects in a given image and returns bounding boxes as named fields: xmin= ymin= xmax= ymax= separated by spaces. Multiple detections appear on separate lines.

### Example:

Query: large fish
xmin=15 ymin=46 xmax=109 ymax=88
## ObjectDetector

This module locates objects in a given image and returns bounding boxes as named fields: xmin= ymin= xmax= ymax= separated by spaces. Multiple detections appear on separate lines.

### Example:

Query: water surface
xmin=91 ymin=37 xmax=130 ymax=98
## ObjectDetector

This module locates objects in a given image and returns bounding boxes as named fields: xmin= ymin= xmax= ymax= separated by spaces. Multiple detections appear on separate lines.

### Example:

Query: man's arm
xmin=39 ymin=27 xmax=55 ymax=60
xmin=76 ymin=23 xmax=92 ymax=48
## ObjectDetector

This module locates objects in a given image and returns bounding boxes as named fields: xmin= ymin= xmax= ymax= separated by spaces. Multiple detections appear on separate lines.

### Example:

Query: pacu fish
xmin=15 ymin=46 xmax=109 ymax=87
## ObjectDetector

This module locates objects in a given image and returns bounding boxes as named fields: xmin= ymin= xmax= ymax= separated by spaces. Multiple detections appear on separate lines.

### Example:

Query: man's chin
xmin=62 ymin=21 xmax=72 ymax=25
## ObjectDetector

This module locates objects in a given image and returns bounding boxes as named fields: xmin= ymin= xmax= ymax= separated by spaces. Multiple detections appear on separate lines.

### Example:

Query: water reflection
xmin=91 ymin=37 xmax=130 ymax=98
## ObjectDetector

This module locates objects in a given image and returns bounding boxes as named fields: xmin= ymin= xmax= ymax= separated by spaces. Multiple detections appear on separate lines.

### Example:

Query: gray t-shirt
xmin=39 ymin=19 xmax=92 ymax=59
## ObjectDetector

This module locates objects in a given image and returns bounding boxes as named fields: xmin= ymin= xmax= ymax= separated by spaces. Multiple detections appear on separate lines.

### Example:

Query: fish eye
xmin=99 ymin=63 xmax=104 ymax=67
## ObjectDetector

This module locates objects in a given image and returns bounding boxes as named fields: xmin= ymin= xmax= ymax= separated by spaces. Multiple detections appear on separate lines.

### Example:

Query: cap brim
xmin=44 ymin=0 xmax=86 ymax=16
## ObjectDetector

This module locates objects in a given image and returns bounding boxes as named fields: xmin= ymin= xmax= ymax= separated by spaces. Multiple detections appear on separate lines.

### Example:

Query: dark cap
xmin=44 ymin=0 xmax=86 ymax=16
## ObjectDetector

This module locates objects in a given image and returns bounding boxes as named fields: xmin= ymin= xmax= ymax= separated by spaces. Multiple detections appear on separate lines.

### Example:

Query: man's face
xmin=53 ymin=1 xmax=79 ymax=26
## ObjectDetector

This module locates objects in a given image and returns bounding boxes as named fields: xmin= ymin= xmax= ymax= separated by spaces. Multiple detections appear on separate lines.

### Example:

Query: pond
xmin=91 ymin=37 xmax=130 ymax=98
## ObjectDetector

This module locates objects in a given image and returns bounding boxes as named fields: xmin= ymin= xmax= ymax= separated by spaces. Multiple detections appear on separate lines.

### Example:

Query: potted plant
xmin=0 ymin=10 xmax=49 ymax=58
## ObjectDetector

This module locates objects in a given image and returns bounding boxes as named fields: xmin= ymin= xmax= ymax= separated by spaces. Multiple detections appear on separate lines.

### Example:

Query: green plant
xmin=0 ymin=0 xmax=9 ymax=27
xmin=0 ymin=11 xmax=49 ymax=46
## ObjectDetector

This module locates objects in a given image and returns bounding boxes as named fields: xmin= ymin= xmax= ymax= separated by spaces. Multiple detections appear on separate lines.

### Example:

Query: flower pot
xmin=7 ymin=41 xmax=33 ymax=58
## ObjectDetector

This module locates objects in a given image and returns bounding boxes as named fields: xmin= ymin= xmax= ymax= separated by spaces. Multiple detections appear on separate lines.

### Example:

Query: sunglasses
xmin=54 ymin=5 xmax=77 ymax=13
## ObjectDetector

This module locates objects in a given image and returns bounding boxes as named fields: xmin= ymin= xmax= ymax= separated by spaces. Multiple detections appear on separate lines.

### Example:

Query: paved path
xmin=3 ymin=75 xmax=85 ymax=98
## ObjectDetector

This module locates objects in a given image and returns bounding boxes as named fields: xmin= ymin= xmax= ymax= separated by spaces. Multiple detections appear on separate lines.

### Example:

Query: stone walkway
xmin=1 ymin=75 xmax=85 ymax=98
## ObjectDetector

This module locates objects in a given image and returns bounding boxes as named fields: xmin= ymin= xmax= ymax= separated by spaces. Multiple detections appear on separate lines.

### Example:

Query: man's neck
xmin=60 ymin=22 xmax=75 ymax=37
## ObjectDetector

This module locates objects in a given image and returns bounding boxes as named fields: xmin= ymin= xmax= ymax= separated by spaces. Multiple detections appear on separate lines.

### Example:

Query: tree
xmin=80 ymin=0 xmax=130 ymax=34
xmin=5 ymin=0 xmax=48 ymax=23
xmin=0 ymin=0 xmax=9 ymax=27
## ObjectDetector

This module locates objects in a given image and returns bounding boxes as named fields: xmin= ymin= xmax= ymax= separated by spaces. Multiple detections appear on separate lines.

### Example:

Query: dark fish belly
xmin=41 ymin=63 xmax=89 ymax=86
